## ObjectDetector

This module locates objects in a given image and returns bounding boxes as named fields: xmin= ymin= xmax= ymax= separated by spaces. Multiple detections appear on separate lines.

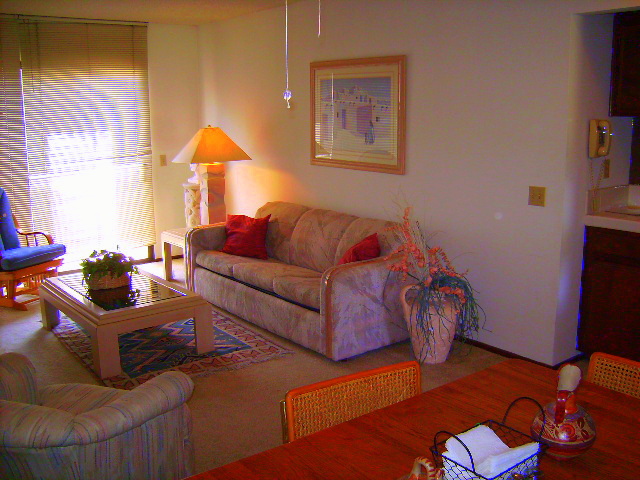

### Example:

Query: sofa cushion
xmin=195 ymin=250 xmax=277 ymax=277
xmin=222 ymin=214 xmax=271 ymax=259
xmin=289 ymin=209 xmax=358 ymax=272
xmin=334 ymin=217 xmax=396 ymax=263
xmin=232 ymin=262 xmax=319 ymax=294
xmin=338 ymin=233 xmax=380 ymax=265
xmin=256 ymin=202 xmax=311 ymax=264
xmin=272 ymin=274 xmax=322 ymax=310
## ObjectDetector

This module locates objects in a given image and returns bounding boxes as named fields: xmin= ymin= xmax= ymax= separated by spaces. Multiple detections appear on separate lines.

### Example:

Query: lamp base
xmin=182 ymin=164 xmax=227 ymax=227
xmin=200 ymin=163 xmax=226 ymax=225
xmin=183 ymin=183 xmax=201 ymax=228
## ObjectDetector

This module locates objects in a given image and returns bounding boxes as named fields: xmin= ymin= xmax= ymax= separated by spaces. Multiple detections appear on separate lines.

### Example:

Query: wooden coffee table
xmin=40 ymin=271 xmax=213 ymax=379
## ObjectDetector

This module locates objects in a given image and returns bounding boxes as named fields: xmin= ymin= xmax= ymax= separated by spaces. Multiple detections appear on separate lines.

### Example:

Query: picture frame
xmin=310 ymin=55 xmax=406 ymax=175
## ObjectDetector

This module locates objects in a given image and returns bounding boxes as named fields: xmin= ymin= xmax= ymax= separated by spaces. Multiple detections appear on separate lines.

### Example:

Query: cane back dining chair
xmin=0 ymin=188 xmax=66 ymax=310
xmin=281 ymin=361 xmax=421 ymax=443
xmin=586 ymin=352 xmax=640 ymax=398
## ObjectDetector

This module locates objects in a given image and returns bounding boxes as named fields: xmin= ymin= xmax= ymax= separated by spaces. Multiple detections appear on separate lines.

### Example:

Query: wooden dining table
xmin=186 ymin=358 xmax=640 ymax=480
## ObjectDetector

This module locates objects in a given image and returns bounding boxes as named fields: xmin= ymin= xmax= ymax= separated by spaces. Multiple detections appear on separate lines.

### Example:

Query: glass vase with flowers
xmin=387 ymin=207 xmax=483 ymax=364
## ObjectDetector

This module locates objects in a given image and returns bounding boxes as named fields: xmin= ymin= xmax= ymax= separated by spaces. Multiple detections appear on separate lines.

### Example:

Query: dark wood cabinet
xmin=609 ymin=10 xmax=640 ymax=183
xmin=610 ymin=10 xmax=640 ymax=117
xmin=632 ymin=118 xmax=640 ymax=184
xmin=578 ymin=227 xmax=640 ymax=360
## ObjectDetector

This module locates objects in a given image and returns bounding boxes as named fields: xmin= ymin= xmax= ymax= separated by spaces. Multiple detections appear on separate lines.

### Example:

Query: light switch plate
xmin=528 ymin=186 xmax=546 ymax=207
xmin=159 ymin=154 xmax=167 ymax=167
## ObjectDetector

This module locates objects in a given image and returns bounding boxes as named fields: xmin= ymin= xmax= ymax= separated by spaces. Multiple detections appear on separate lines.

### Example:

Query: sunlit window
xmin=0 ymin=17 xmax=155 ymax=264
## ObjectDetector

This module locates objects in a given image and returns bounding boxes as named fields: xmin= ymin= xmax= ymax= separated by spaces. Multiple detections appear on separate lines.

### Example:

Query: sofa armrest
xmin=0 ymin=400 xmax=75 ymax=448
xmin=322 ymin=255 xmax=408 ymax=360
xmin=185 ymin=223 xmax=226 ymax=289
xmin=71 ymin=371 xmax=194 ymax=444
xmin=0 ymin=353 xmax=39 ymax=404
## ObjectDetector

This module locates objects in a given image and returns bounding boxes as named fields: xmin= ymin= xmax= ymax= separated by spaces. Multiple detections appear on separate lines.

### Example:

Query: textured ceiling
xmin=1 ymin=0 xmax=294 ymax=25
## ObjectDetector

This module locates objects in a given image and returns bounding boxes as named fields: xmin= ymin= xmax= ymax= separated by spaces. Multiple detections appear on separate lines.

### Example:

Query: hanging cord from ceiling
xmin=283 ymin=0 xmax=292 ymax=108
xmin=283 ymin=0 xmax=321 ymax=108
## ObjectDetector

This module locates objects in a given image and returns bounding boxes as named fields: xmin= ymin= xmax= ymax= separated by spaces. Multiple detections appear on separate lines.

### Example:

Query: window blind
xmin=0 ymin=16 xmax=155 ymax=259
xmin=0 ymin=18 xmax=30 ymax=230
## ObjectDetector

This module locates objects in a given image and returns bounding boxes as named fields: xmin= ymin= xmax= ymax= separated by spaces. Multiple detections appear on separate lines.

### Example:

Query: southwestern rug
xmin=52 ymin=311 xmax=292 ymax=389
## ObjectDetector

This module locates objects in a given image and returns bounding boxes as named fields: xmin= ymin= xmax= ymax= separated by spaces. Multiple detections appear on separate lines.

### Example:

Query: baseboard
xmin=464 ymin=338 xmax=588 ymax=370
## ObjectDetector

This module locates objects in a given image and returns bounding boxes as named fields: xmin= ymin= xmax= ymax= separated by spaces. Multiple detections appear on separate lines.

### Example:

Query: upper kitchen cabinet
xmin=610 ymin=10 xmax=640 ymax=117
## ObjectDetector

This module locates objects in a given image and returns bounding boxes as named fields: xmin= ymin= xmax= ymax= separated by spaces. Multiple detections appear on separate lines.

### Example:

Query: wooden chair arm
xmin=16 ymin=228 xmax=54 ymax=245
xmin=13 ymin=214 xmax=54 ymax=245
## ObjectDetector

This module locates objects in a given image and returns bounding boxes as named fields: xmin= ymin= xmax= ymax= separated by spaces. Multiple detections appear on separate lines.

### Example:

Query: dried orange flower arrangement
xmin=387 ymin=207 xmax=484 ymax=360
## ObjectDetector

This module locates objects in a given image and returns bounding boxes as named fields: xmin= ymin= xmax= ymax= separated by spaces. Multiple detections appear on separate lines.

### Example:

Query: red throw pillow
xmin=338 ymin=233 xmax=380 ymax=265
xmin=222 ymin=214 xmax=271 ymax=259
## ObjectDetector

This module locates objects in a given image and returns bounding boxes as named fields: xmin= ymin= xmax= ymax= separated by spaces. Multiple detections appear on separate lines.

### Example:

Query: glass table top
xmin=58 ymin=272 xmax=185 ymax=311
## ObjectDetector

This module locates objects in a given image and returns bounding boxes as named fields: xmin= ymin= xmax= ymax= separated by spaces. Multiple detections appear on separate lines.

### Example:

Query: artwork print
xmin=311 ymin=56 xmax=406 ymax=174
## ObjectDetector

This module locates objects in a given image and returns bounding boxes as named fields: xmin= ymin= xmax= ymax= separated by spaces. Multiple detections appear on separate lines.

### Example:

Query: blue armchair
xmin=0 ymin=188 xmax=66 ymax=310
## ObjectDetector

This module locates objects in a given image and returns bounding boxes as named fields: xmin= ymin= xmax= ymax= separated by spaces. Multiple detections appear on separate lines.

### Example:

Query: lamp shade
xmin=172 ymin=126 xmax=251 ymax=164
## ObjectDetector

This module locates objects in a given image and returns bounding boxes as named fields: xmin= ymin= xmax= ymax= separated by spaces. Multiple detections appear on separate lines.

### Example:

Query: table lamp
xmin=172 ymin=126 xmax=251 ymax=227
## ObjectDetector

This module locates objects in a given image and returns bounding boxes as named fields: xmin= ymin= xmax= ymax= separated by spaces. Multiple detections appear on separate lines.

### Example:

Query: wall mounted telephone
xmin=588 ymin=119 xmax=611 ymax=158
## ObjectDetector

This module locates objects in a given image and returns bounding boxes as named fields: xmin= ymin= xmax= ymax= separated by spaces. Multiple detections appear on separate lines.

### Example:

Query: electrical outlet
xmin=528 ymin=186 xmax=546 ymax=207
xmin=603 ymin=158 xmax=610 ymax=179
xmin=159 ymin=154 xmax=167 ymax=167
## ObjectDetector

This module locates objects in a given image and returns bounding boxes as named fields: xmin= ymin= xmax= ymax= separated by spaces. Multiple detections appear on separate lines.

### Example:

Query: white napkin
xmin=476 ymin=442 xmax=539 ymax=478
xmin=443 ymin=425 xmax=509 ymax=471
xmin=442 ymin=424 xmax=539 ymax=479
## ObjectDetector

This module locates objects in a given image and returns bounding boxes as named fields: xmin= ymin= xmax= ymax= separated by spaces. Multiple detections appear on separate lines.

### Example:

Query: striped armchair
xmin=0 ymin=353 xmax=195 ymax=480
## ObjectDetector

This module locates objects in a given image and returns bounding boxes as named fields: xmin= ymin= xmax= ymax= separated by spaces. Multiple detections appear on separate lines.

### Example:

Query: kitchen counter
xmin=585 ymin=185 xmax=640 ymax=233
xmin=584 ymin=211 xmax=640 ymax=233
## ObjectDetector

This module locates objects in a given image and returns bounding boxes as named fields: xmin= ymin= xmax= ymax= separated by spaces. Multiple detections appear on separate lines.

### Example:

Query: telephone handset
xmin=588 ymin=119 xmax=611 ymax=158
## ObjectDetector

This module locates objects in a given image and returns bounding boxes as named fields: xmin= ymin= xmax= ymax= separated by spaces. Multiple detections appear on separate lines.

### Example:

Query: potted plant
xmin=88 ymin=286 xmax=141 ymax=310
xmin=81 ymin=250 xmax=138 ymax=290
xmin=387 ymin=207 xmax=484 ymax=364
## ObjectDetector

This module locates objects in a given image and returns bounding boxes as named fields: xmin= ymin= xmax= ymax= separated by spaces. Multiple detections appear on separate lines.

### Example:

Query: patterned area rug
xmin=52 ymin=311 xmax=292 ymax=389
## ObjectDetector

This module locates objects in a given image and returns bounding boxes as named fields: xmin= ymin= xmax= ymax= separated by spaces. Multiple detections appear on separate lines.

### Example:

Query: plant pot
xmin=400 ymin=284 xmax=457 ymax=364
xmin=88 ymin=285 xmax=139 ymax=310
xmin=86 ymin=273 xmax=131 ymax=290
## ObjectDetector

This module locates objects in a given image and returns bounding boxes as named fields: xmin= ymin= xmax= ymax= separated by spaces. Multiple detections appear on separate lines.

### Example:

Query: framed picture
xmin=310 ymin=55 xmax=406 ymax=175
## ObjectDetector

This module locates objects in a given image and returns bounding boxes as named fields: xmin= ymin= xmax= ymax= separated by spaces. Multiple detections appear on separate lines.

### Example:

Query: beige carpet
xmin=0 ymin=259 xmax=506 ymax=475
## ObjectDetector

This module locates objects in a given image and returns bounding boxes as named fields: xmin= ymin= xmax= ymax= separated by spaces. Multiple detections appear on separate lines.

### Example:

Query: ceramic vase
xmin=530 ymin=363 xmax=596 ymax=460
xmin=400 ymin=284 xmax=457 ymax=364
xmin=531 ymin=402 xmax=596 ymax=460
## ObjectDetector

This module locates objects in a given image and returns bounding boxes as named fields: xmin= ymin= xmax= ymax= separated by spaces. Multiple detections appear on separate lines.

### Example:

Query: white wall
xmin=197 ymin=0 xmax=640 ymax=365
xmin=148 ymin=24 xmax=202 ymax=251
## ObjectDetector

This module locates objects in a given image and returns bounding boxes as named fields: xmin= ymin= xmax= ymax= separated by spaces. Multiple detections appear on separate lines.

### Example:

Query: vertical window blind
xmin=0 ymin=16 xmax=155 ymax=260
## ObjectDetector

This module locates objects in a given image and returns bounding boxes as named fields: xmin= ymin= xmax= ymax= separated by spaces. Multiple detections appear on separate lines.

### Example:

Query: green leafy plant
xmin=80 ymin=250 xmax=138 ymax=282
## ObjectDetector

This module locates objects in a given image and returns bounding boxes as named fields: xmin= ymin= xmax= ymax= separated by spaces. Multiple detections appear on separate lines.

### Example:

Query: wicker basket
xmin=430 ymin=397 xmax=546 ymax=480
xmin=86 ymin=273 xmax=130 ymax=290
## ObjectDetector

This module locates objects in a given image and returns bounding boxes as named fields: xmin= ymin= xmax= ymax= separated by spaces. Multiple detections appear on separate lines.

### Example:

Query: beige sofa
xmin=186 ymin=201 xmax=408 ymax=360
